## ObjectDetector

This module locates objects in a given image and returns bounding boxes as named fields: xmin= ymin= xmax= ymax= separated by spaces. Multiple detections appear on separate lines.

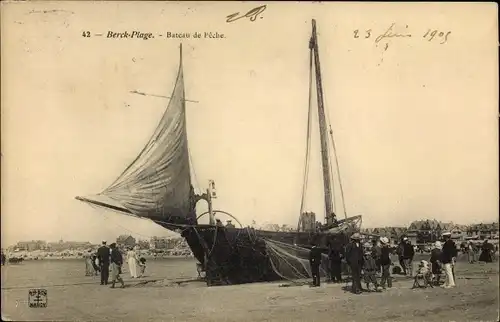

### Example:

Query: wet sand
xmin=1 ymin=255 xmax=498 ymax=321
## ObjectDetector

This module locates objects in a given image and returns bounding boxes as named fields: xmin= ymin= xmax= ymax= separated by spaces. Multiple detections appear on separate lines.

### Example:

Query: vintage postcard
xmin=1 ymin=1 xmax=498 ymax=321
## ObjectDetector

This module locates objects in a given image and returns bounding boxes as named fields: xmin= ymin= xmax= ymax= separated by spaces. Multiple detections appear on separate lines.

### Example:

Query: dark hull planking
xmin=154 ymin=221 xmax=350 ymax=286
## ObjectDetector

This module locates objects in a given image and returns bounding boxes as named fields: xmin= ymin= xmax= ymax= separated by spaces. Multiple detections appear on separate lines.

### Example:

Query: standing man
xmin=328 ymin=238 xmax=343 ymax=283
xmin=371 ymin=238 xmax=382 ymax=275
xmin=379 ymin=237 xmax=393 ymax=289
xmin=402 ymin=237 xmax=415 ymax=277
xmin=309 ymin=242 xmax=323 ymax=287
xmin=346 ymin=233 xmax=364 ymax=294
xmin=441 ymin=232 xmax=457 ymax=288
xmin=109 ymin=243 xmax=125 ymax=288
xmin=397 ymin=239 xmax=406 ymax=275
xmin=467 ymin=241 xmax=477 ymax=264
xmin=97 ymin=240 xmax=110 ymax=285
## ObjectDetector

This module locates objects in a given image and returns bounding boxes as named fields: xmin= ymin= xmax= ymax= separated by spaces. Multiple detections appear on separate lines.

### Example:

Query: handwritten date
xmin=354 ymin=23 xmax=451 ymax=45
xmin=226 ymin=5 xmax=266 ymax=23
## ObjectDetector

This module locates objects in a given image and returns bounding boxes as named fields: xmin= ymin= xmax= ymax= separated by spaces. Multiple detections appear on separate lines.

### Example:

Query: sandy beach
xmin=1 ymin=254 xmax=498 ymax=321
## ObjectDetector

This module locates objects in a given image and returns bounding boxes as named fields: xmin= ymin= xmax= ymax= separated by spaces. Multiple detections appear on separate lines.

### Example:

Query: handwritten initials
xmin=226 ymin=5 xmax=266 ymax=23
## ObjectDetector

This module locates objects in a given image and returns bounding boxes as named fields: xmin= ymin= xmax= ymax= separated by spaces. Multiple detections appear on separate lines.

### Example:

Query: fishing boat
xmin=76 ymin=19 xmax=362 ymax=286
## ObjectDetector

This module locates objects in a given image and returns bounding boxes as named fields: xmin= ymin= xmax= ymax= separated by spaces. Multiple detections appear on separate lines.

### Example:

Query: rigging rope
xmin=87 ymin=203 xmax=159 ymax=240
xmin=297 ymin=48 xmax=314 ymax=232
xmin=324 ymin=99 xmax=348 ymax=219
xmin=187 ymin=145 xmax=201 ymax=195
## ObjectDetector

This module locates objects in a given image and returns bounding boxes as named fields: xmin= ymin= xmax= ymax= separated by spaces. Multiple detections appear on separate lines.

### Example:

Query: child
xmin=362 ymin=242 xmax=381 ymax=292
xmin=138 ymin=257 xmax=146 ymax=277
xmin=413 ymin=260 xmax=433 ymax=288
xmin=417 ymin=260 xmax=430 ymax=275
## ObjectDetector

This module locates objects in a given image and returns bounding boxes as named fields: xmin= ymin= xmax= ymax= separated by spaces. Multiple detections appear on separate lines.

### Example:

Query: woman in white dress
xmin=84 ymin=250 xmax=94 ymax=276
xmin=127 ymin=247 xmax=138 ymax=278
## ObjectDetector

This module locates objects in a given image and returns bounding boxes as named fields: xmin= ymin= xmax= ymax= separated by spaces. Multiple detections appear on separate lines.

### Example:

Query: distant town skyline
xmin=4 ymin=218 xmax=498 ymax=247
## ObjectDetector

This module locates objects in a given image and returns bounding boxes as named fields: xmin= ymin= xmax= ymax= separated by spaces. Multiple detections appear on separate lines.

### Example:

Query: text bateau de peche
xmin=166 ymin=32 xmax=225 ymax=39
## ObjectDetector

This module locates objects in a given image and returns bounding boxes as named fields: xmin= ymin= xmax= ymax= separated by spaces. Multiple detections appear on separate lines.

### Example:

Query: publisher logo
xmin=28 ymin=289 xmax=47 ymax=308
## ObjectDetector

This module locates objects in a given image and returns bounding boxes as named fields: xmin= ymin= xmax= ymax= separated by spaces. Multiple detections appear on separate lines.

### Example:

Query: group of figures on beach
xmin=309 ymin=231 xmax=497 ymax=294
xmin=83 ymin=241 xmax=147 ymax=289
xmin=460 ymin=239 xmax=496 ymax=264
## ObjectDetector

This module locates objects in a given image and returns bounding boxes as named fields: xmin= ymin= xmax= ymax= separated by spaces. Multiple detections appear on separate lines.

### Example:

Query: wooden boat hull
xmin=154 ymin=221 xmax=352 ymax=286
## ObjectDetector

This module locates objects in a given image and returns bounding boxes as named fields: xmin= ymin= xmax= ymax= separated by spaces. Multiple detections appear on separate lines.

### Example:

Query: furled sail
xmin=76 ymin=46 xmax=195 ymax=226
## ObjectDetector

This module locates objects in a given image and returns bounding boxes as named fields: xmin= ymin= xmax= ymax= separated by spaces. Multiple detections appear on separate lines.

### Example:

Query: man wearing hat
xmin=362 ymin=242 xmax=381 ymax=291
xmin=441 ymin=232 xmax=457 ymax=288
xmin=97 ymin=240 xmax=110 ymax=285
xmin=402 ymin=237 xmax=415 ymax=277
xmin=345 ymin=233 xmax=364 ymax=294
xmin=379 ymin=237 xmax=393 ymax=289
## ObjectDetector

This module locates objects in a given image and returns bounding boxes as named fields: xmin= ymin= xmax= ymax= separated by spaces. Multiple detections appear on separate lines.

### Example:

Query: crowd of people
xmin=308 ymin=231 xmax=497 ymax=294
xmin=83 ymin=241 xmax=147 ymax=288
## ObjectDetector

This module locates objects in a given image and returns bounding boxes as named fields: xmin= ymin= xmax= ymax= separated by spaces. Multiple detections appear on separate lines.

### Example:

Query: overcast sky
xmin=1 ymin=2 xmax=498 ymax=245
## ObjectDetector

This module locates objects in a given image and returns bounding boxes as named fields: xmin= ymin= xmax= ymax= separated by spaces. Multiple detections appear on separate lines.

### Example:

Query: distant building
xmin=150 ymin=236 xmax=173 ymax=249
xmin=299 ymin=212 xmax=316 ymax=232
xmin=16 ymin=240 xmax=47 ymax=251
xmin=149 ymin=236 xmax=189 ymax=250
xmin=405 ymin=219 xmax=459 ymax=244
xmin=467 ymin=222 xmax=499 ymax=240
xmin=137 ymin=239 xmax=150 ymax=250
xmin=449 ymin=225 xmax=467 ymax=241
xmin=116 ymin=235 xmax=136 ymax=248
xmin=47 ymin=240 xmax=92 ymax=251
xmin=361 ymin=227 xmax=407 ymax=244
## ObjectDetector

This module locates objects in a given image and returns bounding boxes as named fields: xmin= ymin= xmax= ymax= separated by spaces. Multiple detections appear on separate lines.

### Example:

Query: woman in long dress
xmin=478 ymin=240 xmax=494 ymax=263
xmin=127 ymin=247 xmax=138 ymax=278
xmin=84 ymin=250 xmax=94 ymax=276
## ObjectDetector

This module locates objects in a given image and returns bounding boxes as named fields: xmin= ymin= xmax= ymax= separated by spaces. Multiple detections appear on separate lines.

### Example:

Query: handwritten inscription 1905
xmin=354 ymin=23 xmax=451 ymax=50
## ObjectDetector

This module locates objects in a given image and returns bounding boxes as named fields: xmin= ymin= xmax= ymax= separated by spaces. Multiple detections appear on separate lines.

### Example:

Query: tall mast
xmin=310 ymin=19 xmax=334 ymax=225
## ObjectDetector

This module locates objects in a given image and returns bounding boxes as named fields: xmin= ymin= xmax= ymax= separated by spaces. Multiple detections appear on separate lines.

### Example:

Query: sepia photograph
xmin=1 ymin=1 xmax=498 ymax=321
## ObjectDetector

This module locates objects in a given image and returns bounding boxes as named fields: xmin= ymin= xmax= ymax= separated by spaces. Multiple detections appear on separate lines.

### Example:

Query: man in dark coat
xmin=109 ymin=243 xmax=125 ymax=288
xmin=441 ymin=232 xmax=457 ymax=288
xmin=371 ymin=239 xmax=382 ymax=274
xmin=97 ymin=241 xmax=110 ymax=285
xmin=402 ymin=237 xmax=415 ymax=277
xmin=328 ymin=239 xmax=343 ymax=283
xmin=397 ymin=240 xmax=406 ymax=275
xmin=309 ymin=243 xmax=323 ymax=287
xmin=345 ymin=233 xmax=364 ymax=294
